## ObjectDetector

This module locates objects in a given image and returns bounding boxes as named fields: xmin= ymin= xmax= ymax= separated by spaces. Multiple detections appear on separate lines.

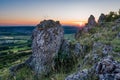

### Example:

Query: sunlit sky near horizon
xmin=0 ymin=0 xmax=120 ymax=26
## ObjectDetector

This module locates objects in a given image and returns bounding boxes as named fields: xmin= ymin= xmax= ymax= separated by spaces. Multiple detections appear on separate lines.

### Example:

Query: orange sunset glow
xmin=0 ymin=0 xmax=119 ymax=26
xmin=0 ymin=19 xmax=87 ymax=27
xmin=61 ymin=20 xmax=87 ymax=27
xmin=0 ymin=19 xmax=39 ymax=26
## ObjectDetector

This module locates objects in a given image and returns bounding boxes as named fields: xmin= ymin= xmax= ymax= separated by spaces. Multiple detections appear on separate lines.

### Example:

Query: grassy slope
xmin=0 ymin=22 xmax=120 ymax=80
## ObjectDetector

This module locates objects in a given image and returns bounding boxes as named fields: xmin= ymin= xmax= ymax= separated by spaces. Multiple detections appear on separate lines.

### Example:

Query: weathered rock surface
xmin=83 ymin=15 xmax=97 ymax=32
xmin=65 ymin=69 xmax=89 ymax=80
xmin=75 ymin=29 xmax=83 ymax=39
xmin=26 ymin=20 xmax=64 ymax=75
xmin=73 ymin=43 xmax=83 ymax=57
xmin=87 ymin=15 xmax=96 ymax=27
xmin=60 ymin=39 xmax=83 ymax=57
xmin=92 ymin=42 xmax=113 ymax=56
xmin=115 ymin=18 xmax=120 ymax=23
xmin=98 ymin=13 xmax=106 ymax=25
xmin=102 ymin=45 xmax=113 ymax=55
xmin=95 ymin=56 xmax=120 ymax=80
xmin=92 ymin=42 xmax=103 ymax=53
xmin=60 ymin=39 xmax=70 ymax=56
xmin=75 ymin=15 xmax=97 ymax=37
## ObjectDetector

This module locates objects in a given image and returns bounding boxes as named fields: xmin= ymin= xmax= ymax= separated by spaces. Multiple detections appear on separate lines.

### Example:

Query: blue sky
xmin=0 ymin=0 xmax=120 ymax=26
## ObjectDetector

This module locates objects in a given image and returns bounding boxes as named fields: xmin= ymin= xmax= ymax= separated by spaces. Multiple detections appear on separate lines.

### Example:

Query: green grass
xmin=0 ymin=22 xmax=120 ymax=80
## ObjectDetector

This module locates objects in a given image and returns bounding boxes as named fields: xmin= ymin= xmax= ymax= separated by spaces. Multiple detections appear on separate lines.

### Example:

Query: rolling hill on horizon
xmin=0 ymin=26 xmax=81 ymax=35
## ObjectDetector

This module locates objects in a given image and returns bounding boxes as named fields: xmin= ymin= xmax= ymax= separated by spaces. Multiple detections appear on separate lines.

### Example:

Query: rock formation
xmin=95 ymin=56 xmax=120 ymax=80
xmin=60 ymin=39 xmax=83 ymax=57
xmin=65 ymin=69 xmax=89 ymax=80
xmin=75 ymin=29 xmax=83 ymax=39
xmin=75 ymin=15 xmax=97 ymax=38
xmin=73 ymin=43 xmax=83 ymax=57
xmin=87 ymin=15 xmax=96 ymax=27
xmin=60 ymin=39 xmax=70 ymax=56
xmin=83 ymin=15 xmax=96 ymax=32
xmin=26 ymin=20 xmax=64 ymax=76
xmin=98 ymin=13 xmax=106 ymax=25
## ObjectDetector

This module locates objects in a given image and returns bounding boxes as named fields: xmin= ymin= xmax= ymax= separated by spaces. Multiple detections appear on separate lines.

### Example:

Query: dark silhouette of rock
xmin=75 ymin=15 xmax=97 ymax=38
xmin=26 ymin=20 xmax=64 ymax=76
xmin=87 ymin=15 xmax=96 ymax=27
xmin=98 ymin=13 xmax=106 ymax=25
xmin=83 ymin=15 xmax=96 ymax=32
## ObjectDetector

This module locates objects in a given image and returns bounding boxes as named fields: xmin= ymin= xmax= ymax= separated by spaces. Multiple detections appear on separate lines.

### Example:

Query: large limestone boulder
xmin=75 ymin=15 xmax=96 ymax=38
xmin=26 ymin=20 xmax=64 ymax=75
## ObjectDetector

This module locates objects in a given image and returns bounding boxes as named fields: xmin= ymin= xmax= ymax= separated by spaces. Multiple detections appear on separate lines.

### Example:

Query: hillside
xmin=0 ymin=16 xmax=120 ymax=80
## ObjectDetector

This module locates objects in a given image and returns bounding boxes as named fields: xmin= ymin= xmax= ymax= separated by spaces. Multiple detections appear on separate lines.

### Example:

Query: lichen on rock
xmin=26 ymin=20 xmax=64 ymax=76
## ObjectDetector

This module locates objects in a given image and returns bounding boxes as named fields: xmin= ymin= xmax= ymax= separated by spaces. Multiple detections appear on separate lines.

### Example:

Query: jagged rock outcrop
xmin=98 ymin=13 xmax=106 ymax=25
xmin=83 ymin=15 xmax=97 ymax=32
xmin=87 ymin=15 xmax=96 ymax=27
xmin=75 ymin=15 xmax=97 ymax=38
xmin=95 ymin=56 xmax=120 ymax=80
xmin=65 ymin=55 xmax=120 ymax=80
xmin=26 ymin=20 xmax=64 ymax=75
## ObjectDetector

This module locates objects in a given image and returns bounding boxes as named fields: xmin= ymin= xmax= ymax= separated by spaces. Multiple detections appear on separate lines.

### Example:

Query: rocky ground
xmin=1 ymin=13 xmax=120 ymax=80
xmin=65 ymin=14 xmax=120 ymax=80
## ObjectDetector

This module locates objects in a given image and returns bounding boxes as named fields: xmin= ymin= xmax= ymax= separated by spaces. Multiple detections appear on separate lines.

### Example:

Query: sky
xmin=0 ymin=0 xmax=120 ymax=26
